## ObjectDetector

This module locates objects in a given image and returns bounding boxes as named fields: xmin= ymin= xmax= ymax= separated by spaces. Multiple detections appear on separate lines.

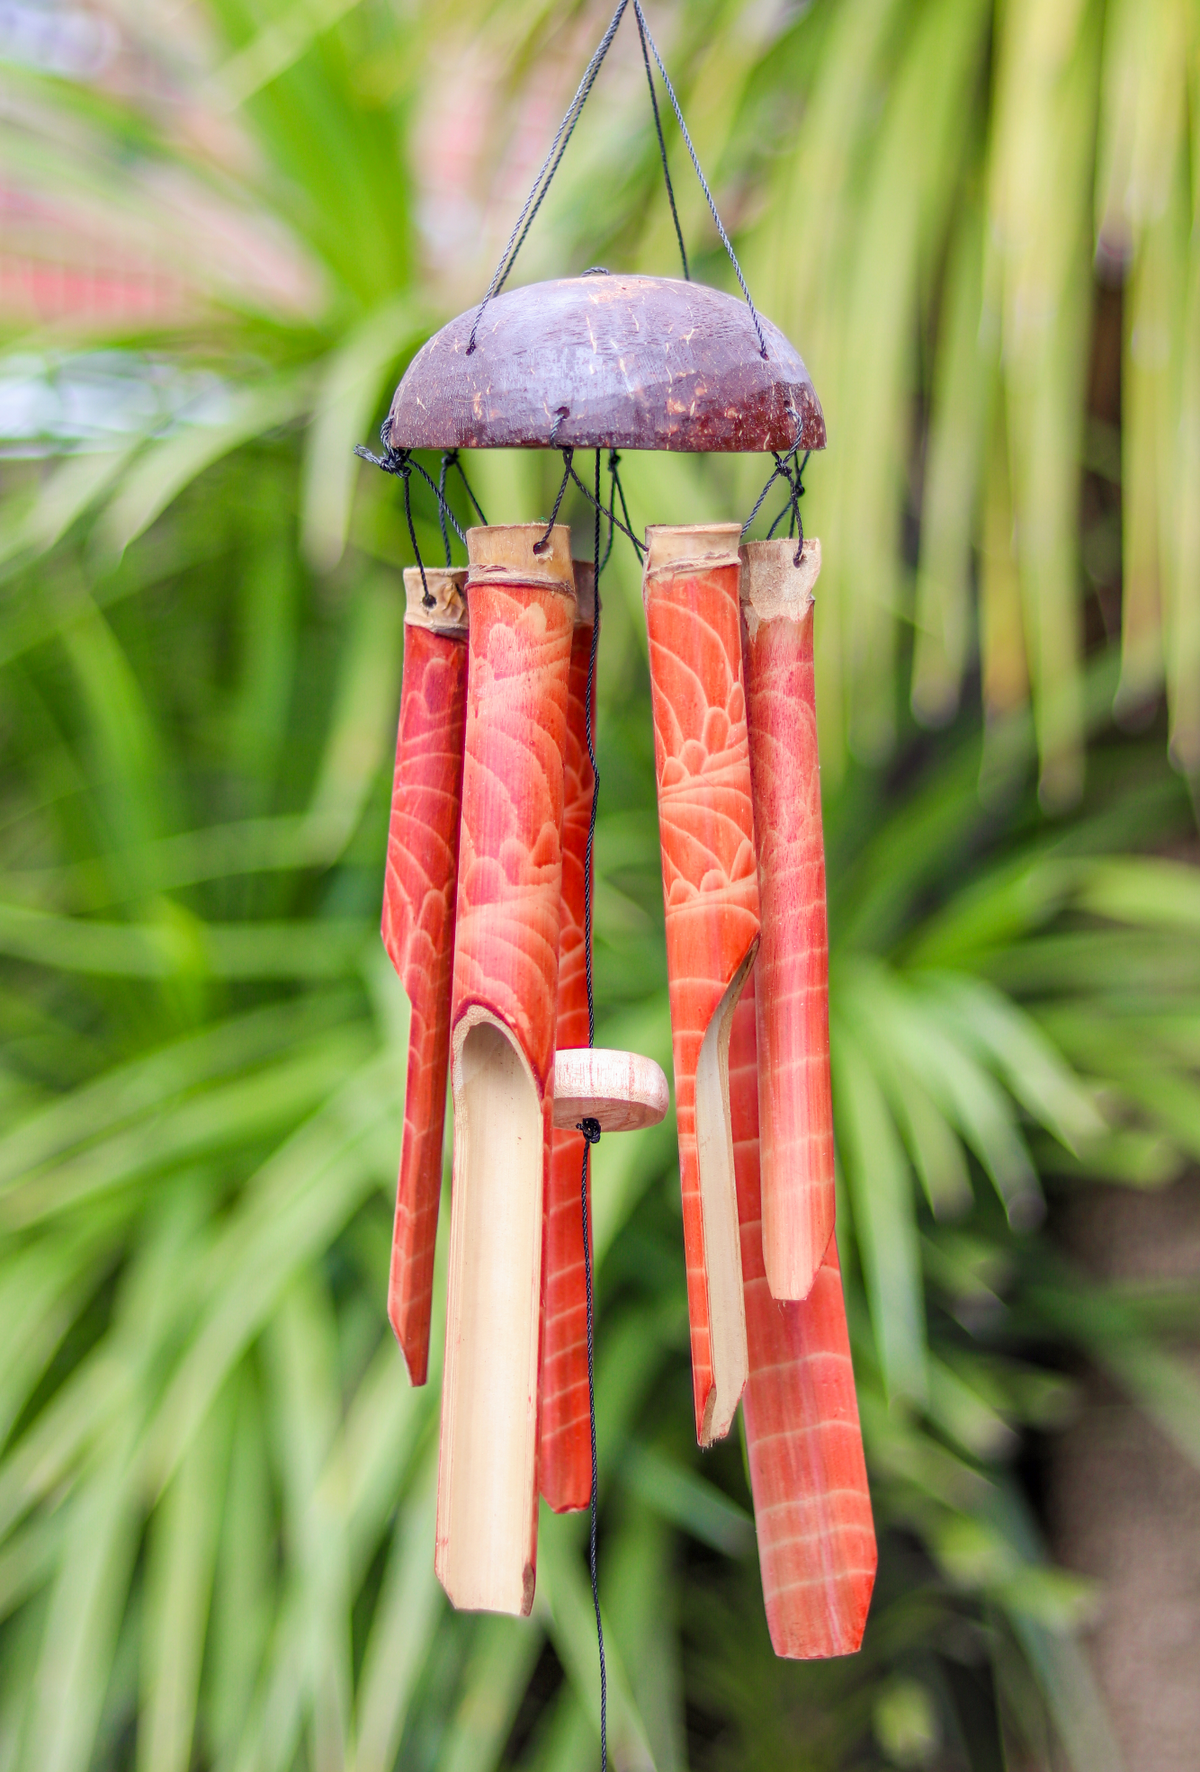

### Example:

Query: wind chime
xmin=362 ymin=0 xmax=877 ymax=1713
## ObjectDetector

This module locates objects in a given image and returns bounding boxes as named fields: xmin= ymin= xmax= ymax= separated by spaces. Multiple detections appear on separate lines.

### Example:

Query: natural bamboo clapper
xmin=365 ymin=122 xmax=878 ymax=1652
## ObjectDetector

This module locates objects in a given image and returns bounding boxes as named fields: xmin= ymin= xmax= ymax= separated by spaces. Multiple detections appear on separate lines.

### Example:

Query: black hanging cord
xmin=467 ymin=0 xmax=630 ymax=354
xmin=355 ymin=429 xmax=436 ymax=605
xmin=631 ymin=1 xmax=768 ymax=358
xmin=599 ymin=450 xmax=621 ymax=573
xmin=740 ymin=445 xmax=810 ymax=566
xmin=635 ymin=7 xmax=688 ymax=281
xmin=436 ymin=451 xmax=453 ymax=566
xmin=534 ymin=448 xmax=575 ymax=553
xmin=356 ymin=428 xmax=491 ymax=572
xmin=565 ymin=453 xmax=643 ymax=559
xmin=465 ymin=0 xmax=766 ymax=361
xmin=608 ymin=452 xmax=639 ymax=560
xmin=768 ymin=448 xmax=808 ymax=564
xmin=741 ymin=443 xmax=802 ymax=534
xmin=578 ymin=445 xmax=607 ymax=1772
xmin=443 ymin=449 xmax=489 ymax=527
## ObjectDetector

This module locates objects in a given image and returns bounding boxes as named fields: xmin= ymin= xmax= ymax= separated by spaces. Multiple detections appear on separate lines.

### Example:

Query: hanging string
xmin=767 ymin=448 xmax=808 ymax=564
xmin=534 ymin=448 xmax=575 ymax=553
xmin=465 ymin=0 xmax=766 ymax=361
xmin=436 ymin=451 xmax=453 ymax=566
xmin=740 ymin=445 xmax=809 ymax=566
xmin=607 ymin=451 xmax=638 ymax=561
xmin=577 ymin=443 xmax=608 ymax=1772
xmin=741 ymin=443 xmax=802 ymax=534
xmin=635 ymin=7 xmax=688 ymax=281
xmin=467 ymin=0 xmax=630 ymax=354
xmin=357 ymin=431 xmax=491 ymax=573
xmin=562 ymin=451 xmax=643 ymax=559
xmin=442 ymin=448 xmax=489 ymax=528
xmin=630 ymin=1 xmax=768 ymax=358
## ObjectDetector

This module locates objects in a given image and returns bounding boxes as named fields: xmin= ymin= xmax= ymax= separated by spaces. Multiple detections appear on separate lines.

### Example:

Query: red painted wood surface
xmin=539 ymin=587 xmax=595 ymax=1512
xmin=450 ymin=581 xmax=573 ymax=1093
xmin=731 ymin=974 xmax=876 ymax=1659
xmin=741 ymin=540 xmax=835 ymax=1300
xmin=381 ymin=614 xmax=469 ymax=1387
xmin=644 ymin=527 xmax=760 ymax=1445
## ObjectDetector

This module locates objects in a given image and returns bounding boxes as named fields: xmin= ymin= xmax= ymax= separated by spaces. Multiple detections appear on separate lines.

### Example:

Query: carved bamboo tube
xmin=382 ymin=567 xmax=469 ymax=1387
xmin=730 ymin=972 xmax=876 ymax=1658
xmin=643 ymin=523 xmax=759 ymax=1446
xmin=740 ymin=538 xmax=835 ymax=1300
xmin=539 ymin=560 xmax=596 ymax=1514
xmin=437 ymin=525 xmax=575 ymax=1615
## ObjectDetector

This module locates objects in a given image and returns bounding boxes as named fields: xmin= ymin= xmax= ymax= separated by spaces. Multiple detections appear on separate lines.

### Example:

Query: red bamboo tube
xmin=381 ymin=567 xmax=469 ymax=1387
xmin=730 ymin=971 xmax=876 ymax=1659
xmin=740 ymin=539 xmax=834 ymax=1301
xmin=643 ymin=524 xmax=760 ymax=1446
xmin=539 ymin=560 xmax=595 ymax=1514
xmin=436 ymin=524 xmax=575 ymax=1616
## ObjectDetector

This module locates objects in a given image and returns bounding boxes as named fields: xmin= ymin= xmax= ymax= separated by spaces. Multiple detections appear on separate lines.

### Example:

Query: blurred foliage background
xmin=1 ymin=1 xmax=1199 ymax=1768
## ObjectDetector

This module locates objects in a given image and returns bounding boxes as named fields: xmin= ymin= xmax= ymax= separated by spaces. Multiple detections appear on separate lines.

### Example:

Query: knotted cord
xmin=742 ymin=444 xmax=810 ymax=564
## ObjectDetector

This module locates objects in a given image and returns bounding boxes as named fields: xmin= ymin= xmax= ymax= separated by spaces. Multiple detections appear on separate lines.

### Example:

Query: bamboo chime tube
xmin=539 ymin=561 xmax=596 ymax=1514
xmin=382 ymin=567 xmax=470 ymax=1387
xmin=730 ymin=973 xmax=876 ymax=1658
xmin=739 ymin=539 xmax=835 ymax=1300
xmin=437 ymin=525 xmax=576 ymax=1615
xmin=643 ymin=523 xmax=759 ymax=1446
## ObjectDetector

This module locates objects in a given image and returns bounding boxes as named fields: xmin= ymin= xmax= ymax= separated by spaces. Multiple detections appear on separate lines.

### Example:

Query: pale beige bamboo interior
xmin=694 ymin=946 xmax=755 ymax=1445
xmin=436 ymin=1009 xmax=543 ymax=1615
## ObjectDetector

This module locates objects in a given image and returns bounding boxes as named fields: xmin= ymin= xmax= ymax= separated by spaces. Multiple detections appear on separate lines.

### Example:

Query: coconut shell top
xmin=385 ymin=273 xmax=824 ymax=455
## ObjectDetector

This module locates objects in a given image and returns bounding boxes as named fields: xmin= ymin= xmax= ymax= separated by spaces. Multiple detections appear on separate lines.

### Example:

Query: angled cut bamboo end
xmin=695 ymin=945 xmax=755 ymax=1445
xmin=403 ymin=565 xmax=469 ymax=632
xmin=437 ymin=1007 xmax=544 ymax=1615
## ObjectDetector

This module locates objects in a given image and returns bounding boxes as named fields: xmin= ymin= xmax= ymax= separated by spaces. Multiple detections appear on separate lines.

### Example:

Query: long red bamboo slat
xmin=539 ymin=560 xmax=595 ymax=1514
xmin=643 ymin=523 xmax=760 ymax=1446
xmin=730 ymin=970 xmax=877 ymax=1658
xmin=381 ymin=567 xmax=469 ymax=1387
xmin=740 ymin=538 xmax=835 ymax=1301
xmin=437 ymin=524 xmax=575 ymax=1616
